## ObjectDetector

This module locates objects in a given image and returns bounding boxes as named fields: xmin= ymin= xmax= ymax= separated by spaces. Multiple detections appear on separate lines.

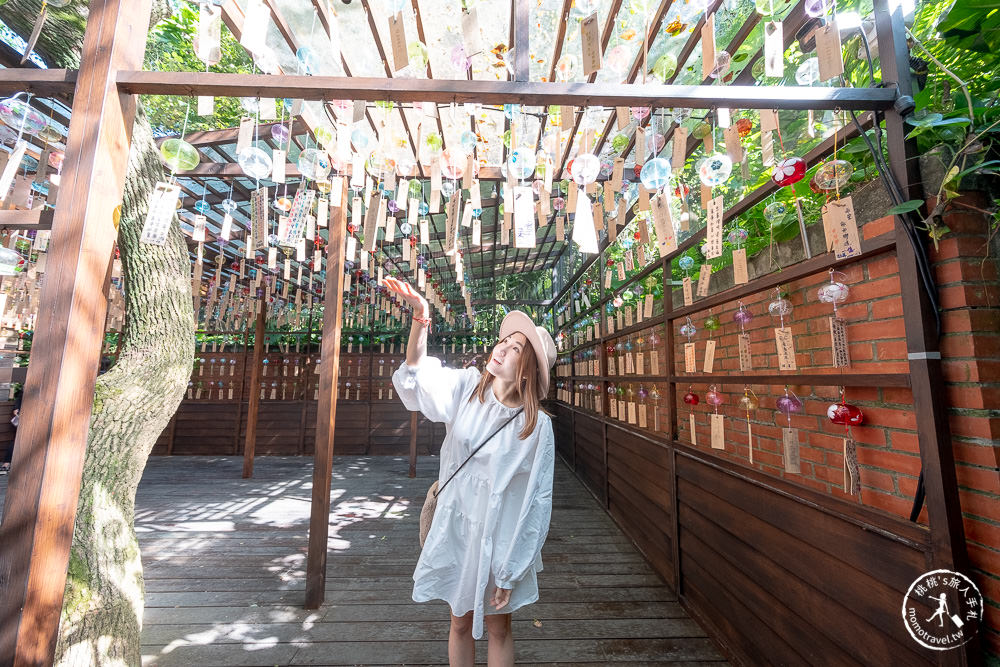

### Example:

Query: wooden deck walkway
xmin=1 ymin=455 xmax=727 ymax=666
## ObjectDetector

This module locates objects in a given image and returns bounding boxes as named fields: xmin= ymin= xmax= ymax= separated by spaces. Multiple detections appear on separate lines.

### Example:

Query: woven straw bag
xmin=419 ymin=480 xmax=439 ymax=548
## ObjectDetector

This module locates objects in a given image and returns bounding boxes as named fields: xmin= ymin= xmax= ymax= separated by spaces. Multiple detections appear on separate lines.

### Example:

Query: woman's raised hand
xmin=382 ymin=276 xmax=429 ymax=317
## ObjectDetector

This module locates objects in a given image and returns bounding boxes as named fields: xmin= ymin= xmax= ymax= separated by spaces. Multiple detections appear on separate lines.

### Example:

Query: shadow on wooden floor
xmin=4 ymin=456 xmax=728 ymax=665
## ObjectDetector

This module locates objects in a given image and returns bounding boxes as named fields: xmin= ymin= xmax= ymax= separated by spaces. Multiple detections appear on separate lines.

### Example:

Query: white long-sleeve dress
xmin=392 ymin=356 xmax=555 ymax=640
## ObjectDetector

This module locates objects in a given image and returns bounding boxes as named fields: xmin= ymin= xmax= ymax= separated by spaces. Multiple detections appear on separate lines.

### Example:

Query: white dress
xmin=392 ymin=356 xmax=555 ymax=639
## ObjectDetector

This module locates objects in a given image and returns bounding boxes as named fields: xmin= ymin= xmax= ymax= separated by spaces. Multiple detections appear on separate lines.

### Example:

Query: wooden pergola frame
xmin=0 ymin=0 xmax=974 ymax=664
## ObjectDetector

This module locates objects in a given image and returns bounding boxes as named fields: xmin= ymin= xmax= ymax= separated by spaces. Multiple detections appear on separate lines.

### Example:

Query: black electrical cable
xmin=854 ymin=23 xmax=935 ymax=520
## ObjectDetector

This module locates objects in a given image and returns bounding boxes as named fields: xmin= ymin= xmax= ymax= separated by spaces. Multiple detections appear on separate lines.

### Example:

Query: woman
xmin=386 ymin=276 xmax=556 ymax=667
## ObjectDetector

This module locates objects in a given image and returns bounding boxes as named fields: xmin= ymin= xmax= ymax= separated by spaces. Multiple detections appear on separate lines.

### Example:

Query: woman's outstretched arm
xmin=383 ymin=276 xmax=430 ymax=368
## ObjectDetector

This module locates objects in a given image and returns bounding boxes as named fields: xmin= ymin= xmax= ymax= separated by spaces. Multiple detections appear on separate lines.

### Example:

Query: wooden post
xmin=305 ymin=188 xmax=347 ymax=609
xmin=874 ymin=0 xmax=972 ymax=574
xmin=408 ymin=412 xmax=418 ymax=478
xmin=242 ymin=298 xmax=267 ymax=477
xmin=0 ymin=0 xmax=153 ymax=662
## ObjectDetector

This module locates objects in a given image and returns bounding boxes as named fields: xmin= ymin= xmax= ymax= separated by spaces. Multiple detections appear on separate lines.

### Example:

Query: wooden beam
xmin=156 ymin=119 xmax=308 ymax=147
xmin=0 ymin=0 xmax=154 ymax=663
xmin=116 ymin=71 xmax=898 ymax=110
xmin=305 ymin=179 xmax=348 ymax=609
xmin=0 ymin=68 xmax=78 ymax=95
xmin=513 ymin=0 xmax=530 ymax=81
xmin=242 ymin=298 xmax=267 ymax=478
xmin=0 ymin=209 xmax=54 ymax=230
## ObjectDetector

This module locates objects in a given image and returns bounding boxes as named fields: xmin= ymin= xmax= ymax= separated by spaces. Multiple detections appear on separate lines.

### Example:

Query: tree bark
xmin=51 ymin=104 xmax=194 ymax=665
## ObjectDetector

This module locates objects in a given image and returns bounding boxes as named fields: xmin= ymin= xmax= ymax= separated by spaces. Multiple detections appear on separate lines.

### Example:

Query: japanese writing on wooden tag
xmin=824 ymin=196 xmax=860 ymax=259
xmin=733 ymin=247 xmax=749 ymax=284
xmin=703 ymin=339 xmax=717 ymax=373
xmin=830 ymin=316 xmax=850 ymax=368
xmin=581 ymin=11 xmax=601 ymax=75
xmin=684 ymin=342 xmax=697 ymax=373
xmin=690 ymin=413 xmax=698 ymax=445
xmin=672 ymin=127 xmax=689 ymax=169
xmin=844 ymin=438 xmax=860 ymax=495
xmin=638 ymin=404 xmax=647 ymax=428
xmin=389 ymin=12 xmax=408 ymax=71
xmin=711 ymin=413 xmax=725 ymax=449
xmin=696 ymin=264 xmax=712 ymax=298
xmin=627 ymin=401 xmax=637 ymax=425
xmin=650 ymin=350 xmax=660 ymax=375
xmin=704 ymin=195 xmax=724 ymax=258
xmin=682 ymin=276 xmax=693 ymax=306
xmin=651 ymin=194 xmax=677 ymax=256
xmin=738 ymin=333 xmax=752 ymax=371
xmin=815 ymin=19 xmax=844 ymax=81
xmin=775 ymin=326 xmax=797 ymax=370
xmin=782 ymin=428 xmax=801 ymax=473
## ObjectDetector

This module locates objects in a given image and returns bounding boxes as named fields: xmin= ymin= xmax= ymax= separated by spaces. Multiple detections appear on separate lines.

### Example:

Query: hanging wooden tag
xmin=636 ymin=351 xmax=644 ymax=374
xmin=816 ymin=19 xmax=844 ymax=82
xmin=617 ymin=310 xmax=624 ymax=330
xmin=825 ymin=196 xmax=861 ymax=259
xmin=733 ymin=247 xmax=749 ymax=284
xmin=267 ymin=246 xmax=277 ymax=269
xmin=581 ymin=11 xmax=602 ymax=76
xmin=830 ymin=316 xmax=850 ymax=368
xmin=567 ymin=182 xmax=578 ymax=212
xmin=419 ymin=217 xmax=429 ymax=246
xmin=635 ymin=127 xmax=647 ymax=165
xmin=604 ymin=268 xmax=612 ymax=289
xmin=774 ymin=326 xmax=797 ymax=370
xmin=690 ymin=413 xmax=698 ymax=445
xmin=603 ymin=182 xmax=616 ymax=213
xmin=704 ymin=195 xmax=724 ymax=258
xmin=616 ymin=261 xmax=626 ymax=282
xmin=844 ymin=438 xmax=861 ymax=495
xmin=637 ymin=184 xmax=650 ymax=211
xmin=723 ymin=125 xmax=743 ymax=163
xmin=764 ymin=21 xmax=784 ymax=77
xmin=616 ymin=107 xmax=630 ymax=130
xmin=639 ymin=404 xmax=647 ymax=428
xmin=703 ymin=339 xmax=716 ymax=373
xmin=644 ymin=294 xmax=654 ymax=319
xmin=701 ymin=12 xmax=716 ymax=79
xmin=782 ymin=428 xmax=801 ymax=473
xmin=672 ymin=127 xmax=689 ymax=169
xmin=696 ymin=264 xmax=712 ymax=298
xmin=592 ymin=200 xmax=604 ymax=232
xmin=710 ymin=413 xmax=724 ymax=449
xmin=624 ymin=306 xmax=634 ymax=328
xmin=609 ymin=397 xmax=617 ymax=418
xmin=651 ymin=194 xmax=677 ymax=257
xmin=445 ymin=191 xmax=461 ymax=253
xmin=682 ymin=276 xmax=693 ymax=306
xmin=627 ymin=401 xmax=637 ymax=425
xmin=684 ymin=342 xmax=696 ymax=373
xmin=556 ymin=215 xmax=565 ymax=241
xmin=738 ymin=333 xmax=752 ymax=371
xmin=389 ymin=12 xmax=409 ymax=72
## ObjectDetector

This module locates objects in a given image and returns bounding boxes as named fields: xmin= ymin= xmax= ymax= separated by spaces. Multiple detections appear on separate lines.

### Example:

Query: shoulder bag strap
xmin=434 ymin=407 xmax=524 ymax=498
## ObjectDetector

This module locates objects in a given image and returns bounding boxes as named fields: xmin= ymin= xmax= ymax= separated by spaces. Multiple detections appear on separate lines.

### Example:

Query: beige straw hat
xmin=498 ymin=310 xmax=557 ymax=396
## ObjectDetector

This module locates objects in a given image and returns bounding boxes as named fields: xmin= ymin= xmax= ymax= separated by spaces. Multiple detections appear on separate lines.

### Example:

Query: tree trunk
xmin=51 ymin=105 xmax=194 ymax=664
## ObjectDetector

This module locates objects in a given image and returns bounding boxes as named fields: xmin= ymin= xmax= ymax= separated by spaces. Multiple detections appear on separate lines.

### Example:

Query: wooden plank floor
xmin=1 ymin=455 xmax=727 ymax=666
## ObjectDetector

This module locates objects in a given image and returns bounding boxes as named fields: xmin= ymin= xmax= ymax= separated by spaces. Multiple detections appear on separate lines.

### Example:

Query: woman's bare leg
xmin=449 ymin=611 xmax=475 ymax=666
xmin=484 ymin=613 xmax=513 ymax=667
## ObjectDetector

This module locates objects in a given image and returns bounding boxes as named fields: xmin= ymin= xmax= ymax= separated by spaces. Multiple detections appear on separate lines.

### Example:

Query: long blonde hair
xmin=469 ymin=336 xmax=541 ymax=440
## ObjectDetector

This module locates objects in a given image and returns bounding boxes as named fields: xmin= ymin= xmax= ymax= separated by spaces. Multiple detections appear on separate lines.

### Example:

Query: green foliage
xmin=142 ymin=2 xmax=254 ymax=135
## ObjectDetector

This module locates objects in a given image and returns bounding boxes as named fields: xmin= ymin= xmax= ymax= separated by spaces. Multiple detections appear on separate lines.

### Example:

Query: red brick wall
xmin=667 ymin=208 xmax=999 ymax=655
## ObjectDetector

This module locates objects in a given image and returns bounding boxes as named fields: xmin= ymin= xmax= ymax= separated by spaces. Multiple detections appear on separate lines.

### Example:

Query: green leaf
xmin=887 ymin=200 xmax=924 ymax=215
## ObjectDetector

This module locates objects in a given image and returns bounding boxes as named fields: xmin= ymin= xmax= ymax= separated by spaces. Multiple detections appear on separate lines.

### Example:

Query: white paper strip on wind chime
xmin=461 ymin=201 xmax=473 ymax=228
xmin=236 ymin=117 xmax=253 ymax=154
xmin=197 ymin=95 xmax=214 ymax=116
xmin=296 ymin=238 xmax=306 ymax=262
xmin=513 ymin=186 xmax=536 ymax=248
xmin=219 ymin=212 xmax=233 ymax=240
xmin=472 ymin=217 xmax=481 ymax=246
xmin=192 ymin=214 xmax=207 ymax=242
xmin=0 ymin=141 xmax=27 ymax=202
xmin=764 ymin=21 xmax=783 ymax=77
xmin=140 ymin=182 xmax=181 ymax=246
xmin=385 ymin=214 xmax=396 ymax=242
xmin=571 ymin=192 xmax=598 ymax=253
